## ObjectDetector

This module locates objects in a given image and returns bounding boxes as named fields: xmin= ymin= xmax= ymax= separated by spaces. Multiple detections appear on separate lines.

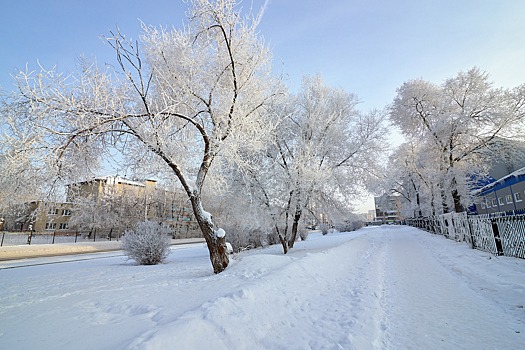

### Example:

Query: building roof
xmin=72 ymin=176 xmax=146 ymax=188
xmin=473 ymin=166 xmax=525 ymax=196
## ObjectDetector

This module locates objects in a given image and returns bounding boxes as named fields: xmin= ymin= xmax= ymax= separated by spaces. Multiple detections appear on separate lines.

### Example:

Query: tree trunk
xmin=441 ymin=189 xmax=450 ymax=214
xmin=430 ymin=189 xmax=436 ymax=216
xmin=277 ymin=189 xmax=293 ymax=254
xmin=278 ymin=232 xmax=288 ymax=254
xmin=288 ymin=206 xmax=302 ymax=249
xmin=416 ymin=192 xmax=422 ymax=217
xmin=190 ymin=195 xmax=229 ymax=274
xmin=451 ymin=189 xmax=464 ymax=213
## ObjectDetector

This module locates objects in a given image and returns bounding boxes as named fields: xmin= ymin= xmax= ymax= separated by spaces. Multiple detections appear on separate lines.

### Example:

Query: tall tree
xmin=1 ymin=0 xmax=280 ymax=273
xmin=389 ymin=68 xmax=525 ymax=213
xmin=235 ymin=76 xmax=387 ymax=253
xmin=382 ymin=141 xmax=442 ymax=217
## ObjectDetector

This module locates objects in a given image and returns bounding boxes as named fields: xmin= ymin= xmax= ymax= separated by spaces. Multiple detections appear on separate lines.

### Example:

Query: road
xmin=0 ymin=237 xmax=205 ymax=262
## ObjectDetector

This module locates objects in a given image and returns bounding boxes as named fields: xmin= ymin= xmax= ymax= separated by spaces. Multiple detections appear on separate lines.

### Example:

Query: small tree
xmin=122 ymin=221 xmax=172 ymax=265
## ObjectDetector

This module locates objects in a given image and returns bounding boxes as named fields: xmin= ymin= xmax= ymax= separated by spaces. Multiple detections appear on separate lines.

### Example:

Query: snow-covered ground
xmin=1 ymin=225 xmax=524 ymax=349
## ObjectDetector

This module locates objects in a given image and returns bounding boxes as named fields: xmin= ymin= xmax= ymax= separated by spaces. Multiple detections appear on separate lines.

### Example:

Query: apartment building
xmin=374 ymin=194 xmax=403 ymax=223
xmin=67 ymin=176 xmax=200 ymax=238
xmin=1 ymin=176 xmax=201 ymax=238
xmin=2 ymin=201 xmax=74 ymax=232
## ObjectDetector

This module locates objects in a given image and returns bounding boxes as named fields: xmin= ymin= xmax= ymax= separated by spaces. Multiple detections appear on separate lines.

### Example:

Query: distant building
xmin=469 ymin=138 xmax=525 ymax=215
xmin=1 ymin=201 xmax=74 ymax=232
xmin=367 ymin=209 xmax=376 ymax=222
xmin=1 ymin=176 xmax=201 ymax=238
xmin=471 ymin=167 xmax=525 ymax=214
xmin=67 ymin=176 xmax=200 ymax=238
xmin=374 ymin=194 xmax=403 ymax=222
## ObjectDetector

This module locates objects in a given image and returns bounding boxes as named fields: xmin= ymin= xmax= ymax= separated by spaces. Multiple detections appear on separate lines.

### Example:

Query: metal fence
xmin=0 ymin=229 xmax=122 ymax=247
xmin=405 ymin=212 xmax=525 ymax=259
xmin=0 ymin=224 xmax=202 ymax=247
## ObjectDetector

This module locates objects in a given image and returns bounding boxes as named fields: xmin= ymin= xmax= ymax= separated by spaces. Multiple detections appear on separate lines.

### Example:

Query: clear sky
xmin=1 ymin=0 xmax=525 ymax=212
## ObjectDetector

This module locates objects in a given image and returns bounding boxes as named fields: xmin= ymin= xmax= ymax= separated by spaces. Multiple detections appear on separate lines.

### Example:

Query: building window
xmin=506 ymin=195 xmax=513 ymax=204
xmin=515 ymin=192 xmax=523 ymax=202
xmin=480 ymin=202 xmax=486 ymax=209
xmin=45 ymin=223 xmax=57 ymax=230
xmin=486 ymin=200 xmax=491 ymax=208
xmin=491 ymin=198 xmax=497 ymax=207
xmin=498 ymin=197 xmax=504 ymax=206
xmin=62 ymin=209 xmax=72 ymax=216
xmin=59 ymin=223 xmax=69 ymax=230
xmin=48 ymin=208 xmax=59 ymax=215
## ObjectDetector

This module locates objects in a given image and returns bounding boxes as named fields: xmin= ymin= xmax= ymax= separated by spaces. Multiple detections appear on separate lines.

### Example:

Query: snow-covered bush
xmin=335 ymin=219 xmax=365 ymax=233
xmin=223 ymin=224 xmax=268 ymax=253
xmin=267 ymin=229 xmax=280 ymax=246
xmin=122 ymin=221 xmax=172 ymax=265
xmin=319 ymin=223 xmax=331 ymax=235
xmin=299 ymin=226 xmax=309 ymax=241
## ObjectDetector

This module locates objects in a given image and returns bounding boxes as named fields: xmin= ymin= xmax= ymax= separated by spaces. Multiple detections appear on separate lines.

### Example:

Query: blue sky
xmin=1 ymin=0 xmax=524 ymax=110
xmin=1 ymin=0 xmax=524 ymax=212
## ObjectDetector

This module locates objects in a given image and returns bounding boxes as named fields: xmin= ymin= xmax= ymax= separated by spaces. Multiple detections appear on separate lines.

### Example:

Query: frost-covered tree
xmin=1 ymin=0 xmax=280 ymax=273
xmin=68 ymin=187 xmax=147 ymax=238
xmin=230 ymin=76 xmax=387 ymax=253
xmin=278 ymin=76 xmax=386 ymax=249
xmin=390 ymin=68 xmax=525 ymax=213
xmin=0 ymin=98 xmax=57 ymax=214
xmin=382 ymin=141 xmax=443 ymax=217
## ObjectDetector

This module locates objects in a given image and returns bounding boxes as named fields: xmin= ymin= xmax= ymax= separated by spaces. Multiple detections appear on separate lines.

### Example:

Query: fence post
xmin=490 ymin=219 xmax=504 ymax=256
xmin=52 ymin=231 xmax=56 ymax=244
xmin=75 ymin=231 xmax=78 ymax=243
xmin=468 ymin=219 xmax=476 ymax=249
xmin=93 ymin=228 xmax=96 ymax=242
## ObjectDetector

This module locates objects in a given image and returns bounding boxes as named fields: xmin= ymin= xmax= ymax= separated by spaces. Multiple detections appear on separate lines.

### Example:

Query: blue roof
xmin=474 ymin=167 xmax=525 ymax=195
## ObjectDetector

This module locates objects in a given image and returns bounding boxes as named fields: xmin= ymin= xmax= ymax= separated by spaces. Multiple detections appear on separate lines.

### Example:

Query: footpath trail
xmin=132 ymin=226 xmax=525 ymax=349
xmin=373 ymin=227 xmax=524 ymax=349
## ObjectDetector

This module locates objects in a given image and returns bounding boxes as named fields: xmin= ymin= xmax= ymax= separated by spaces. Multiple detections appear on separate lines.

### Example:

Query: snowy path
xmin=379 ymin=229 xmax=524 ymax=349
xmin=1 ymin=226 xmax=524 ymax=349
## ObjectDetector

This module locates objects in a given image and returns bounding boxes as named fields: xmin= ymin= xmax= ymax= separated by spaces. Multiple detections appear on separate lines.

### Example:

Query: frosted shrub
xmin=319 ymin=223 xmax=330 ymax=235
xmin=224 ymin=224 xmax=267 ymax=252
xmin=299 ymin=227 xmax=309 ymax=241
xmin=335 ymin=220 xmax=365 ymax=233
xmin=122 ymin=221 xmax=172 ymax=265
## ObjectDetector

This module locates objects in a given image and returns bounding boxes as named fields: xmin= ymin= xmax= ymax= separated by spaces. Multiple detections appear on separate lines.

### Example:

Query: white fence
xmin=405 ymin=213 xmax=525 ymax=259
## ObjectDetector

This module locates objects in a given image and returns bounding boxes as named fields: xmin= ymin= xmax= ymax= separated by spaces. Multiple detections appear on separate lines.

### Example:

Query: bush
xmin=122 ymin=221 xmax=172 ymax=265
xmin=224 ymin=225 xmax=268 ymax=253
xmin=318 ymin=223 xmax=330 ymax=235
xmin=335 ymin=219 xmax=365 ymax=232
xmin=299 ymin=227 xmax=309 ymax=241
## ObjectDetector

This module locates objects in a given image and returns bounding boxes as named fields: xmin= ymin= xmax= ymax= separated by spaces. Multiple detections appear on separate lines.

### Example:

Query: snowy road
xmin=0 ymin=226 xmax=523 ymax=349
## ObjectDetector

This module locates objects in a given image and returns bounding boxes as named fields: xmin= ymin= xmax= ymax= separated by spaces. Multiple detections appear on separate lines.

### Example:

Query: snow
xmin=216 ymin=228 xmax=226 ymax=238
xmin=202 ymin=210 xmax=212 ymax=222
xmin=1 ymin=226 xmax=524 ymax=349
